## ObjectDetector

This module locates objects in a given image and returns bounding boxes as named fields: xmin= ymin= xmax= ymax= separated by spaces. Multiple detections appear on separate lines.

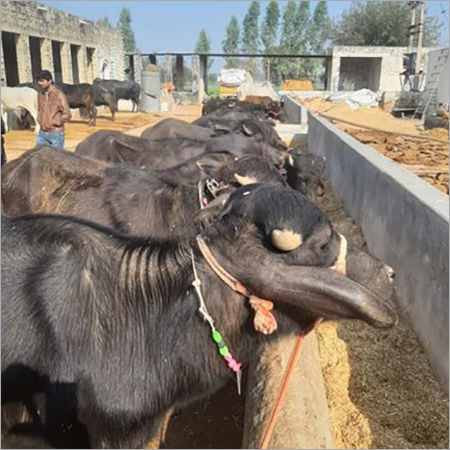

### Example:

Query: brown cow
xmin=244 ymin=95 xmax=274 ymax=106
xmin=244 ymin=96 xmax=283 ymax=121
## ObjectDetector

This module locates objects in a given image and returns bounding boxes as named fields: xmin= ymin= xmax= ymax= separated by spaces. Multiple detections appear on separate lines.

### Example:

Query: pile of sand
xmin=341 ymin=126 xmax=449 ymax=195
xmin=298 ymin=97 xmax=449 ymax=140
xmin=298 ymin=98 xmax=425 ymax=135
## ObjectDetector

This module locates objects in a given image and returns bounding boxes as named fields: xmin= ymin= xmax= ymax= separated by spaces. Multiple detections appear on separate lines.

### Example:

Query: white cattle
xmin=1 ymin=86 xmax=39 ymax=133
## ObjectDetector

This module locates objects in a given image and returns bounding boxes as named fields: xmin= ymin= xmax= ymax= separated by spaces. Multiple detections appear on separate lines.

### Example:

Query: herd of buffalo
xmin=1 ymin=96 xmax=398 ymax=448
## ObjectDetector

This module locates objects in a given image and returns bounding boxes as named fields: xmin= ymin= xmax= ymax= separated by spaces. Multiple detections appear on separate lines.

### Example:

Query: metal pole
xmin=409 ymin=6 xmax=416 ymax=50
xmin=415 ymin=2 xmax=425 ymax=73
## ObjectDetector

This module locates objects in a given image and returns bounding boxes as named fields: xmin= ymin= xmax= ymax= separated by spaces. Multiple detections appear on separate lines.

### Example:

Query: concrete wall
xmin=1 ymin=0 xmax=124 ymax=85
xmin=282 ymin=93 xmax=307 ymax=124
xmin=425 ymin=48 xmax=449 ymax=106
xmin=339 ymin=57 xmax=382 ymax=91
xmin=306 ymin=111 xmax=449 ymax=391
xmin=329 ymin=46 xmax=431 ymax=99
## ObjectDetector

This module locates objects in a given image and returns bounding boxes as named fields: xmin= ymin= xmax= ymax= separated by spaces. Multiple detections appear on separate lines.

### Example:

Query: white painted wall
xmin=329 ymin=46 xmax=432 ymax=98
xmin=425 ymin=48 xmax=449 ymax=106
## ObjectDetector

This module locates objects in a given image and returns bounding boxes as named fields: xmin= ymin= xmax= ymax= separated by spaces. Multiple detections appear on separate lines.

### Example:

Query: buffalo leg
xmin=88 ymin=104 xmax=97 ymax=127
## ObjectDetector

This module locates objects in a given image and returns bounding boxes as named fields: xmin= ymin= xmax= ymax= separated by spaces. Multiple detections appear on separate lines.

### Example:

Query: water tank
xmin=140 ymin=68 xmax=160 ymax=112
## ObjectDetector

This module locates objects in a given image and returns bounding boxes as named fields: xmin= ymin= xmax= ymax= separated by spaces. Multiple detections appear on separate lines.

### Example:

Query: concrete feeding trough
xmin=281 ymin=94 xmax=448 ymax=391
xmin=243 ymin=332 xmax=334 ymax=449
xmin=243 ymin=95 xmax=448 ymax=449
xmin=306 ymin=108 xmax=449 ymax=392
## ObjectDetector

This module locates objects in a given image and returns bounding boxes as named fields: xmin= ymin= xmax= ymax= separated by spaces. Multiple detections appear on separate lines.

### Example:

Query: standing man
xmin=35 ymin=70 xmax=71 ymax=149
xmin=1 ymin=117 xmax=6 ymax=166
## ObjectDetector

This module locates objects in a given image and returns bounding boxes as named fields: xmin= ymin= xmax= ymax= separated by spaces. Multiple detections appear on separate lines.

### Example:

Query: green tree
xmin=293 ymin=1 xmax=310 ymax=53
xmin=307 ymin=1 xmax=331 ymax=87
xmin=117 ymin=8 xmax=137 ymax=53
xmin=241 ymin=1 xmax=260 ymax=77
xmin=222 ymin=16 xmax=240 ymax=68
xmin=278 ymin=1 xmax=298 ymax=80
xmin=195 ymin=29 xmax=211 ymax=53
xmin=261 ymin=1 xmax=280 ymax=81
xmin=309 ymin=1 xmax=331 ymax=53
xmin=280 ymin=1 xmax=297 ymax=54
xmin=117 ymin=8 xmax=138 ymax=72
xmin=261 ymin=1 xmax=280 ymax=52
xmin=333 ymin=2 xmax=441 ymax=47
xmin=195 ymin=29 xmax=213 ymax=70
xmin=291 ymin=2 xmax=312 ymax=80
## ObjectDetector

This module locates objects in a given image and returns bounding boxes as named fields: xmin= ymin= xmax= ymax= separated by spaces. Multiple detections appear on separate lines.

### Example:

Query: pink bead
xmin=224 ymin=353 xmax=233 ymax=362
xmin=228 ymin=359 xmax=242 ymax=372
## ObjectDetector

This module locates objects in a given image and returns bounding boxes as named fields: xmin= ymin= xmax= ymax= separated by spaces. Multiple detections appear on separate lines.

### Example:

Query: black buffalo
xmin=59 ymin=83 xmax=97 ymax=126
xmin=80 ymin=81 xmax=117 ymax=121
xmin=1 ymin=147 xmax=285 ymax=239
xmin=93 ymin=78 xmax=142 ymax=112
xmin=141 ymin=118 xmax=220 ymax=142
xmin=75 ymin=130 xmax=208 ymax=169
xmin=194 ymin=115 xmax=287 ymax=151
xmin=193 ymin=109 xmax=271 ymax=127
xmin=75 ymin=129 xmax=286 ymax=169
xmin=285 ymin=150 xmax=327 ymax=202
xmin=2 ymin=184 xmax=397 ymax=447
xmin=202 ymin=98 xmax=284 ymax=121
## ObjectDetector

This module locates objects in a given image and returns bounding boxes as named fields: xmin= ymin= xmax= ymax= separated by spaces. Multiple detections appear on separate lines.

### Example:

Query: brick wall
xmin=1 ymin=0 xmax=124 ymax=85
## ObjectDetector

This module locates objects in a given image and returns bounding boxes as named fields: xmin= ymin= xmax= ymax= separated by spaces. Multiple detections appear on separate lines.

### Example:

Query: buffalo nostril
xmin=386 ymin=266 xmax=395 ymax=282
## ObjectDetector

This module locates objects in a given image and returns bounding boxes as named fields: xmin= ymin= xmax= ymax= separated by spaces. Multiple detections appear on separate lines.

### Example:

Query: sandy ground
xmin=298 ymin=97 xmax=441 ymax=136
xmin=297 ymin=98 xmax=449 ymax=194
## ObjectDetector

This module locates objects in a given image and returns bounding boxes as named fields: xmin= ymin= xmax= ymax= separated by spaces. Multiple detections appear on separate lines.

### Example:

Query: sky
xmin=41 ymin=1 xmax=449 ymax=54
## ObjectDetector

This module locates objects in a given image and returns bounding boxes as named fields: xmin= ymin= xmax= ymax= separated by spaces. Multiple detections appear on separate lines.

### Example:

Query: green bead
xmin=219 ymin=346 xmax=229 ymax=357
xmin=212 ymin=330 xmax=222 ymax=344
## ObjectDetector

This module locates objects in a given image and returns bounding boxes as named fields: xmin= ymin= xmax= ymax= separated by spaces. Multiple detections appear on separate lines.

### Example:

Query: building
xmin=328 ymin=46 xmax=430 ymax=98
xmin=1 ymin=0 xmax=125 ymax=86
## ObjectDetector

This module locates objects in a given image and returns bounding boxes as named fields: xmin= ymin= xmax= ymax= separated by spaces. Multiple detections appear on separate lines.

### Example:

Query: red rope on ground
xmin=259 ymin=317 xmax=323 ymax=449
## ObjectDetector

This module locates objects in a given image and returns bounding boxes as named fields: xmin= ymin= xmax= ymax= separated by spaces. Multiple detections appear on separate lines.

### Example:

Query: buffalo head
xmin=199 ymin=184 xmax=397 ymax=328
xmin=286 ymin=152 xmax=326 ymax=202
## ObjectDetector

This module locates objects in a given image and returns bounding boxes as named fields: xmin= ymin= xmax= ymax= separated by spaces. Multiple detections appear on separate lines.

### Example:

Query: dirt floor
xmin=164 ymin=378 xmax=246 ymax=449
xmin=297 ymin=98 xmax=449 ymax=195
